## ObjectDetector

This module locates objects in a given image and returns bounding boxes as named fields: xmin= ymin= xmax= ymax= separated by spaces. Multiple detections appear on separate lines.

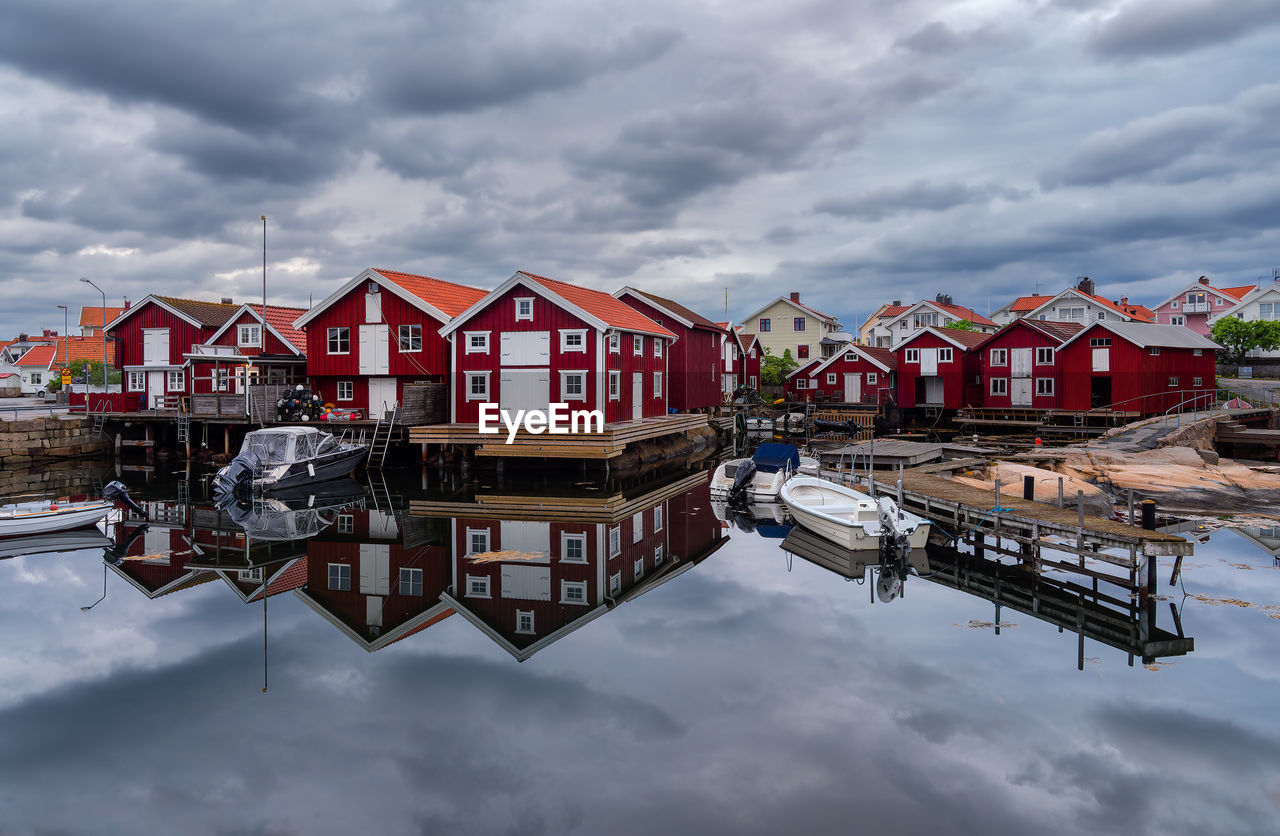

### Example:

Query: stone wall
xmin=0 ymin=417 xmax=113 ymax=471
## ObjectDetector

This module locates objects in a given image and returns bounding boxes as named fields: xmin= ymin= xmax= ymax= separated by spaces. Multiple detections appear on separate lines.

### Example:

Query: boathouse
xmin=892 ymin=327 xmax=987 ymax=412
xmin=614 ymin=287 xmax=727 ymax=410
xmin=106 ymin=295 xmax=239 ymax=408
xmin=1057 ymin=321 xmax=1219 ymax=413
xmin=186 ymin=303 xmax=308 ymax=395
xmin=440 ymin=271 xmax=676 ymax=424
xmin=977 ymin=320 xmax=1083 ymax=410
xmin=293 ymin=268 xmax=487 ymax=420
xmin=782 ymin=344 xmax=896 ymax=403
xmin=735 ymin=329 xmax=763 ymax=391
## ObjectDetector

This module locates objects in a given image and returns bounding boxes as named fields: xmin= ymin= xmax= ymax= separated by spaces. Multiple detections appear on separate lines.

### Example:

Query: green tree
xmin=66 ymin=359 xmax=122 ymax=386
xmin=760 ymin=347 xmax=799 ymax=386
xmin=945 ymin=319 xmax=975 ymax=331
xmin=1210 ymin=317 xmax=1280 ymax=364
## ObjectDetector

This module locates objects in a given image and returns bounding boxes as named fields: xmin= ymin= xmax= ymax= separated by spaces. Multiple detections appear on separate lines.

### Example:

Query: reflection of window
xmin=561 ymin=580 xmax=587 ymax=604
xmin=337 ymin=381 xmax=353 ymax=401
xmin=634 ymin=558 xmax=644 ymax=580
xmin=609 ymin=526 xmax=620 ymax=557
xmin=327 ymin=327 xmax=350 ymax=354
xmin=400 ymin=568 xmax=423 ymax=596
xmin=654 ymin=545 xmax=664 ymax=565
xmin=466 ymin=575 xmax=490 ymax=598
xmin=561 ymin=533 xmax=587 ymax=563
xmin=653 ymin=505 xmax=663 ymax=532
xmin=238 ymin=568 xmax=263 ymax=582
xmin=467 ymin=528 xmax=490 ymax=556
xmin=328 ymin=563 xmax=351 ymax=591
xmin=337 ymin=515 xmax=353 ymax=534
xmin=398 ymin=324 xmax=422 ymax=352
xmin=516 ymin=610 xmax=535 ymax=634
xmin=609 ymin=572 xmax=621 ymax=595
xmin=632 ymin=511 xmax=644 ymax=543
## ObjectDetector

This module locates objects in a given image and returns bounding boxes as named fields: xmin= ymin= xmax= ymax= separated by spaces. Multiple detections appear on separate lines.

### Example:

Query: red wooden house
xmin=977 ymin=320 xmax=1083 ymax=410
xmin=735 ymin=329 xmax=763 ymax=390
xmin=107 ymin=295 xmax=239 ymax=407
xmin=893 ymin=327 xmax=988 ymax=411
xmin=1056 ymin=321 xmax=1219 ymax=413
xmin=293 ymin=268 xmax=488 ymax=419
xmin=186 ymin=303 xmax=308 ymax=394
xmin=614 ymin=286 xmax=727 ymax=410
xmin=782 ymin=344 xmax=896 ymax=403
xmin=441 ymin=271 xmax=677 ymax=424
xmin=717 ymin=322 xmax=738 ymax=396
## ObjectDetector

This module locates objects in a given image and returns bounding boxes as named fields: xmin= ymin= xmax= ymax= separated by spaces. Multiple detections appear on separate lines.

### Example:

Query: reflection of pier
xmin=409 ymin=413 xmax=710 ymax=460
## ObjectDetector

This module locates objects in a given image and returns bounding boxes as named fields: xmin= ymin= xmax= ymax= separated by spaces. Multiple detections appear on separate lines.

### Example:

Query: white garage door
xmin=500 ymin=369 xmax=550 ymax=414
xmin=502 ymin=564 xmax=552 ymax=601
xmin=499 ymin=332 xmax=551 ymax=366
xmin=500 ymin=520 xmax=550 ymax=561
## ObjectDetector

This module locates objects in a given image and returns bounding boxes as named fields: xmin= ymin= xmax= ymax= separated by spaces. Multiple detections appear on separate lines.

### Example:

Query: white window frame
xmin=560 ymin=532 xmax=588 ymax=564
xmin=560 ymin=370 xmax=587 ymax=402
xmin=465 ymin=574 xmax=491 ymax=599
xmin=633 ymin=334 xmax=643 ymax=355
xmin=654 ymin=545 xmax=664 ymax=565
xmin=560 ymin=580 xmax=588 ymax=605
xmin=213 ymin=367 xmax=229 ymax=392
xmin=516 ymin=610 xmax=535 ymax=635
xmin=400 ymin=567 xmax=424 ymax=597
xmin=1036 ymin=347 xmax=1054 ymax=365
xmin=990 ymin=348 xmax=1007 ymax=366
xmin=128 ymin=371 xmax=145 ymax=392
xmin=905 ymin=348 xmax=920 ymax=363
xmin=866 ymin=372 xmax=878 ymax=385
xmin=1169 ymin=377 xmax=1179 ymax=387
xmin=653 ymin=371 xmax=663 ymax=399
xmin=327 ymin=326 xmax=350 ymax=355
xmin=654 ymin=339 xmax=663 ymax=359
xmin=937 ymin=347 xmax=953 ymax=363
xmin=990 ymin=378 xmax=1008 ymax=396
xmin=464 ymin=331 xmax=490 ymax=354
xmin=466 ymin=527 xmax=490 ymax=557
xmin=466 ymin=371 xmax=490 ymax=401
xmin=608 ymin=370 xmax=621 ymax=400
xmin=238 ymin=567 xmax=263 ymax=583
xmin=337 ymin=381 xmax=354 ymax=401
xmin=1170 ymin=316 xmax=1185 ymax=326
xmin=167 ymin=370 xmax=184 ymax=391
xmin=238 ymin=324 xmax=261 ymax=347
xmin=1150 ymin=347 xmax=1161 ymax=356
xmin=515 ymin=297 xmax=534 ymax=321
xmin=634 ymin=558 xmax=645 ymax=580
xmin=1097 ymin=311 xmax=1107 ymax=320
xmin=608 ymin=526 xmax=621 ymax=557
xmin=1193 ymin=349 xmax=1203 ymax=356
xmin=327 ymin=563 xmax=351 ymax=591
xmin=1193 ymin=376 xmax=1203 ymax=387
xmin=653 ymin=504 xmax=663 ymax=532
xmin=608 ymin=333 xmax=619 ymax=353
xmin=559 ymin=329 xmax=587 ymax=353
xmin=1035 ymin=377 xmax=1054 ymax=396
xmin=398 ymin=324 xmax=422 ymax=353
xmin=632 ymin=511 xmax=644 ymax=543
xmin=337 ymin=514 xmax=353 ymax=534
xmin=826 ymin=372 xmax=837 ymax=384
xmin=609 ymin=572 xmax=621 ymax=595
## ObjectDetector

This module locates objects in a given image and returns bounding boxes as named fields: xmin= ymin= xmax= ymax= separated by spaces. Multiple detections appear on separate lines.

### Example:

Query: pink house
xmin=1151 ymin=276 xmax=1253 ymax=337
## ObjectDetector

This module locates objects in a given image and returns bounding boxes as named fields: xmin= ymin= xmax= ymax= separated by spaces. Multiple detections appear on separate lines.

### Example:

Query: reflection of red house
xmin=614 ymin=287 xmax=726 ymax=410
xmin=783 ymin=344 xmax=896 ymax=403
xmin=442 ymin=272 xmax=677 ymax=425
xmin=893 ymin=327 xmax=988 ymax=411
xmin=976 ymin=320 xmax=1082 ymax=410
xmin=293 ymin=268 xmax=488 ymax=419
xmin=1057 ymin=321 xmax=1219 ymax=413
xmin=108 ymin=522 xmax=217 ymax=598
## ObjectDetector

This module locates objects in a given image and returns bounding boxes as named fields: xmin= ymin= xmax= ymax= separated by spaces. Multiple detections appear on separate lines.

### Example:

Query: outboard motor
xmin=213 ymin=449 xmax=263 ymax=500
xmin=729 ymin=458 xmax=757 ymax=501
xmin=102 ymin=481 xmax=144 ymax=515
xmin=103 ymin=522 xmax=149 ymax=565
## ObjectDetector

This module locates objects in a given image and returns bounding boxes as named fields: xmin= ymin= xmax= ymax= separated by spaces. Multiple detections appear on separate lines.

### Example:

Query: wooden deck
xmin=408 ymin=413 xmax=711 ymax=460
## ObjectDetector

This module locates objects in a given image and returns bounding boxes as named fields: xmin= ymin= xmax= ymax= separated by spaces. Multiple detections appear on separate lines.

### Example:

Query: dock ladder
xmin=367 ymin=404 xmax=398 ymax=468
xmin=176 ymin=412 xmax=191 ymax=446
xmin=90 ymin=401 xmax=110 ymax=439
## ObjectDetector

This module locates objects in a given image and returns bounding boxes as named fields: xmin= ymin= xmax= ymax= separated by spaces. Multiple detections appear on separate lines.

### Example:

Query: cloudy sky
xmin=2 ymin=0 xmax=1278 ymax=338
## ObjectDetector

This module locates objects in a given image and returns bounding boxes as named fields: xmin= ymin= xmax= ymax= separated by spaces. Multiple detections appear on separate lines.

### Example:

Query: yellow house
xmin=740 ymin=292 xmax=843 ymax=362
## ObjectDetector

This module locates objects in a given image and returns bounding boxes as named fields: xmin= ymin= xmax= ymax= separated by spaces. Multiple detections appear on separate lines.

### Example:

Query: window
xmin=466 ymin=372 xmax=489 ymax=401
xmin=633 ymin=335 xmax=643 ymax=355
xmin=608 ymin=370 xmax=620 ymax=400
xmin=1058 ymin=306 xmax=1085 ymax=322
xmin=400 ymin=568 xmax=423 ymax=596
xmin=1193 ymin=376 xmax=1203 ymax=387
xmin=826 ymin=372 xmax=837 ymax=384
xmin=28 ymin=372 xmax=41 ymax=385
xmin=914 ymin=313 xmax=938 ymax=327
xmin=559 ymin=329 xmax=586 ymax=353
xmin=1149 ymin=347 xmax=1161 ymax=356
xmin=608 ymin=333 xmax=619 ymax=353
xmin=654 ymin=339 xmax=662 ymax=359
xmin=866 ymin=372 xmax=877 ymax=385
xmin=467 ymin=528 xmax=490 ymax=557
xmin=798 ymin=344 xmax=810 ymax=359
xmin=1171 ymin=301 xmax=1179 ymax=309
xmin=397 ymin=324 xmax=422 ymax=352
xmin=794 ymin=317 xmax=806 ymax=332
xmin=990 ymin=378 xmax=1008 ymax=396
xmin=167 ymin=370 xmax=184 ymax=391
xmin=1036 ymin=347 xmax=1054 ymax=365
xmin=1036 ymin=378 xmax=1054 ymax=396
xmin=465 ymin=331 xmax=490 ymax=354
xmin=516 ymin=610 xmax=535 ymax=634
xmin=466 ymin=575 xmax=490 ymax=598
xmin=1193 ymin=349 xmax=1203 ymax=356
xmin=238 ymin=324 xmax=261 ymax=347
xmin=938 ymin=348 xmax=953 ymax=363
xmin=633 ymin=511 xmax=644 ymax=543
xmin=1097 ymin=312 xmax=1106 ymax=320
xmin=1216 ymin=298 xmax=1224 ymax=306
xmin=654 ymin=545 xmax=664 ymax=566
xmin=337 ymin=381 xmax=354 ymax=401
xmin=561 ymin=532 xmax=587 ymax=563
xmin=560 ymin=371 xmax=586 ymax=401
xmin=337 ymin=514 xmax=353 ymax=534
xmin=653 ymin=504 xmax=663 ymax=532
xmin=1089 ymin=338 xmax=1111 ymax=347
xmin=1170 ymin=316 xmax=1185 ymax=326
xmin=794 ymin=378 xmax=807 ymax=390
xmin=633 ymin=558 xmax=644 ymax=580
xmin=904 ymin=348 xmax=919 ymax=363
xmin=327 ymin=563 xmax=351 ymax=591
xmin=609 ymin=572 xmax=621 ymax=595
xmin=990 ymin=348 xmax=1008 ymax=366
xmin=561 ymin=580 xmax=587 ymax=605
xmin=1260 ymin=303 xmax=1277 ymax=321
xmin=515 ymin=297 xmax=534 ymax=321
xmin=653 ymin=372 xmax=662 ymax=398
xmin=750 ymin=375 xmax=758 ymax=387
xmin=608 ymin=526 xmax=620 ymax=557
xmin=327 ymin=327 xmax=350 ymax=354
xmin=1169 ymin=377 xmax=1179 ymax=387
xmin=213 ymin=368 xmax=229 ymax=392
xmin=759 ymin=318 xmax=771 ymax=332
xmin=128 ymin=371 xmax=145 ymax=392
xmin=238 ymin=568 xmax=263 ymax=583
xmin=899 ymin=320 xmax=908 ymax=330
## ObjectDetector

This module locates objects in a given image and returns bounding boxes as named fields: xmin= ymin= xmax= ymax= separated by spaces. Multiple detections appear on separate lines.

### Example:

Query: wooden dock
xmin=408 ymin=413 xmax=710 ymax=460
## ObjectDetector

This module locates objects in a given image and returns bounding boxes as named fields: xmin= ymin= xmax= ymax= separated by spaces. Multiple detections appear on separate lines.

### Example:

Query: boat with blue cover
xmin=709 ymin=442 xmax=819 ymax=503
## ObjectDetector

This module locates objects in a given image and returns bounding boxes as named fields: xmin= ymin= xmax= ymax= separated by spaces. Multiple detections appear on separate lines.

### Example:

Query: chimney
xmin=221 ymin=297 xmax=233 ymax=305
xmin=1198 ymin=276 xmax=1209 ymax=285
xmin=790 ymin=292 xmax=800 ymax=302
xmin=891 ymin=300 xmax=901 ymax=307
xmin=1120 ymin=296 xmax=1128 ymax=306
xmin=123 ymin=299 xmax=131 ymax=309
xmin=1077 ymin=276 xmax=1095 ymax=296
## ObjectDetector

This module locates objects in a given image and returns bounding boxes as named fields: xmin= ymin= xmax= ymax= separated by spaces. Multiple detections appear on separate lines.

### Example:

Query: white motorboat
xmin=779 ymin=476 xmax=931 ymax=551
xmin=743 ymin=416 xmax=773 ymax=432
xmin=0 ymin=498 xmax=113 ymax=538
xmin=709 ymin=443 xmax=819 ymax=502
xmin=214 ymin=427 xmax=368 ymax=499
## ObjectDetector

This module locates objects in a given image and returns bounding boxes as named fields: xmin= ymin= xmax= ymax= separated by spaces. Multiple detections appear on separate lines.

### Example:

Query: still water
xmin=1 ymin=465 xmax=1279 ymax=835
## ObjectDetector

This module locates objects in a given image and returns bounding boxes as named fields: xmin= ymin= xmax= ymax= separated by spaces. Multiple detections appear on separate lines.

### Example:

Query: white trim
xmin=515 ymin=296 xmax=535 ymax=321
xmin=739 ymin=296 xmax=840 ymax=329
xmin=785 ymin=343 xmax=892 ymax=379
xmin=559 ymin=328 xmax=588 ymax=353
xmin=465 ymin=371 xmax=491 ymax=401
xmin=1021 ymin=288 xmax=1136 ymax=323
xmin=894 ymin=325 xmax=981 ymax=353
xmin=292 ymin=267 xmax=468 ymax=329
xmin=206 ymin=305 xmax=305 ymax=356
xmin=336 ymin=380 xmax=354 ymax=401
xmin=1057 ymin=320 xmax=1222 ymax=351
xmin=463 ymin=331 xmax=490 ymax=354
xmin=104 ymin=294 xmax=205 ymax=331
xmin=613 ymin=287 xmax=696 ymax=330
xmin=397 ymin=323 xmax=423 ymax=353
xmin=559 ymin=369 xmax=587 ymax=401
xmin=1151 ymin=281 xmax=1247 ymax=313
xmin=608 ymin=369 xmax=621 ymax=400
xmin=326 ymin=326 xmax=351 ymax=355
xmin=464 ymin=574 xmax=491 ymax=599
xmin=560 ymin=579 xmax=588 ymax=605
xmin=560 ymin=531 xmax=588 ymax=564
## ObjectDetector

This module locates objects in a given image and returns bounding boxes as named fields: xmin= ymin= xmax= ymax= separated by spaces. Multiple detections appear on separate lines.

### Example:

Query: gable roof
xmin=48 ymin=336 xmax=117 ymax=365
xmin=440 ymin=272 xmax=677 ymax=340
xmin=1153 ymin=280 xmax=1256 ymax=311
xmin=1058 ymin=320 xmax=1221 ymax=351
xmin=1022 ymin=288 xmax=1154 ymax=323
xmin=895 ymin=325 xmax=991 ymax=353
xmin=106 ymin=295 xmax=240 ymax=331
xmin=882 ymin=299 xmax=998 ymax=329
xmin=14 ymin=344 xmax=56 ymax=367
xmin=1013 ymin=319 xmax=1085 ymax=342
xmin=614 ymin=287 xmax=727 ymax=333
xmin=1008 ymin=294 xmax=1055 ymax=313
xmin=795 ymin=343 xmax=898 ymax=379
xmin=78 ymin=306 xmax=126 ymax=329
xmin=1219 ymin=285 xmax=1255 ymax=301
xmin=741 ymin=296 xmax=840 ymax=328
xmin=1207 ymin=282 xmax=1280 ymax=322
xmin=735 ymin=330 xmax=762 ymax=352
xmin=785 ymin=357 xmax=826 ymax=380
xmin=206 ymin=304 xmax=308 ymax=354
xmin=293 ymin=267 xmax=488 ymax=329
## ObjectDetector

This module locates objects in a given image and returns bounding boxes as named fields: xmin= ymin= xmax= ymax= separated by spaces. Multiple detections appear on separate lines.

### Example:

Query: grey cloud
xmin=1088 ymin=0 xmax=1280 ymax=59
xmin=815 ymin=180 xmax=1029 ymax=221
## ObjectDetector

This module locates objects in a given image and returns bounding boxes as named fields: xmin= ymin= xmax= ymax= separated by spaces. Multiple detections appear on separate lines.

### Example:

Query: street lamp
xmin=56 ymin=304 xmax=68 ymax=376
xmin=81 ymin=561 xmax=107 ymax=611
xmin=79 ymin=278 xmax=107 ymax=394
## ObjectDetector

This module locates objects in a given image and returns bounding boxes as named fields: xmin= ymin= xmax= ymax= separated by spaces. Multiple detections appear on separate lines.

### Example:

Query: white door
xmin=1011 ymin=348 xmax=1033 ymax=378
xmin=500 ymin=520 xmax=550 ymax=560
xmin=1011 ymin=378 xmax=1033 ymax=406
xmin=359 ymin=324 xmax=389 ymax=375
xmin=843 ymin=373 xmax=861 ymax=403
xmin=920 ymin=348 xmax=938 ymax=376
xmin=359 ymin=543 xmax=390 ymax=595
xmin=501 ymin=564 xmax=552 ymax=600
xmin=499 ymin=369 xmax=549 ymax=414
xmin=366 ymin=596 xmax=383 ymax=628
xmin=1092 ymin=348 xmax=1110 ymax=372
xmin=924 ymin=377 xmax=945 ymax=404
xmin=499 ymin=332 xmax=551 ymax=366
xmin=142 ymin=329 xmax=169 ymax=365
xmin=369 ymin=509 xmax=398 ymax=539
xmin=632 ymin=373 xmax=644 ymax=420
xmin=147 ymin=371 xmax=165 ymax=404
xmin=368 ymin=377 xmax=396 ymax=419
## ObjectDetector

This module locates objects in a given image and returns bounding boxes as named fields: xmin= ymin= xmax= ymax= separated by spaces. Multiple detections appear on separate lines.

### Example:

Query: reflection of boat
xmin=744 ymin=416 xmax=773 ymax=432
xmin=779 ymin=412 xmax=807 ymax=434
xmin=224 ymin=479 xmax=366 ymax=540
xmin=710 ymin=499 xmax=793 ymax=538
xmin=780 ymin=476 xmax=930 ymax=550
xmin=710 ymin=443 xmax=819 ymax=502
xmin=780 ymin=526 xmax=929 ymax=602
xmin=213 ymin=427 xmax=367 ymax=498
xmin=0 ymin=528 xmax=114 ymax=559
xmin=0 ymin=498 xmax=113 ymax=537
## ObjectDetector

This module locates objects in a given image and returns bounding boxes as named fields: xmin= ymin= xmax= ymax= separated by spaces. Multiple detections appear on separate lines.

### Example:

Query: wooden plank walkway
xmin=408 ymin=413 xmax=710 ymax=460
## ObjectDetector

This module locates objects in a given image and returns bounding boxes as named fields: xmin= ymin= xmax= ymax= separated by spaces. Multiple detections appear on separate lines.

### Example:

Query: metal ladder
xmin=176 ymin=412 xmax=191 ymax=446
xmin=368 ymin=470 xmax=393 ymax=512
xmin=177 ymin=478 xmax=190 ymax=508
xmin=367 ymin=403 xmax=398 ymax=468
xmin=90 ymin=401 xmax=110 ymax=438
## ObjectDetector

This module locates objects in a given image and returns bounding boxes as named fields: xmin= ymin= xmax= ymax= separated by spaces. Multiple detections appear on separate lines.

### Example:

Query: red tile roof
xmin=249 ymin=558 xmax=309 ymax=601
xmin=886 ymin=300 xmax=997 ymax=328
xmin=1009 ymin=294 xmax=1055 ymax=312
xmin=1019 ymin=320 xmax=1085 ymax=342
xmin=857 ymin=345 xmax=898 ymax=370
xmin=254 ymin=305 xmax=308 ymax=353
xmin=382 ymin=609 xmax=456 ymax=649
xmin=48 ymin=336 xmax=117 ymax=365
xmin=1086 ymin=292 xmax=1153 ymax=322
xmin=1219 ymin=285 xmax=1255 ymax=301
xmin=15 ymin=345 xmax=57 ymax=367
xmin=1114 ymin=301 xmax=1155 ymax=321
xmin=372 ymin=268 xmax=488 ymax=318
xmin=520 ymin=272 xmax=677 ymax=339
xmin=78 ymin=307 xmax=126 ymax=329
xmin=880 ymin=305 xmax=910 ymax=318
xmin=789 ymin=298 xmax=839 ymax=323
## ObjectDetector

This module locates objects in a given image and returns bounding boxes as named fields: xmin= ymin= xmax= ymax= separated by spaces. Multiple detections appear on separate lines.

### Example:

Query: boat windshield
xmin=240 ymin=429 xmax=338 ymax=465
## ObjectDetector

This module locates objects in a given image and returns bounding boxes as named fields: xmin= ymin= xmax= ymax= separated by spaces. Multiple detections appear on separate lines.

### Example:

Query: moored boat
xmin=779 ymin=475 xmax=930 ymax=551
xmin=213 ymin=427 xmax=367 ymax=499
xmin=0 ymin=498 xmax=114 ymax=538
xmin=709 ymin=443 xmax=819 ymax=502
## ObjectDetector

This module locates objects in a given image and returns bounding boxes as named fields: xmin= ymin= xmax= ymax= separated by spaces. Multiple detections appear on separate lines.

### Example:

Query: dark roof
xmin=154 ymin=296 xmax=240 ymax=328
xmin=1019 ymin=320 xmax=1085 ymax=342
xmin=937 ymin=328 xmax=991 ymax=349
xmin=856 ymin=345 xmax=898 ymax=370
xmin=624 ymin=288 xmax=726 ymax=332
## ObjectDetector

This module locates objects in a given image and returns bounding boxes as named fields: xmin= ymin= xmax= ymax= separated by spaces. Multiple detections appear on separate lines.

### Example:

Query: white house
xmin=1207 ymin=280 xmax=1280 ymax=359
xmin=864 ymin=295 xmax=998 ymax=349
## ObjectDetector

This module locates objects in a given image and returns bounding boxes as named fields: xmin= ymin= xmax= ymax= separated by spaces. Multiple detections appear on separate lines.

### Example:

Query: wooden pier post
xmin=1141 ymin=499 xmax=1156 ymax=531
xmin=1057 ymin=476 xmax=1063 ymax=508
xmin=1023 ymin=475 xmax=1034 ymax=501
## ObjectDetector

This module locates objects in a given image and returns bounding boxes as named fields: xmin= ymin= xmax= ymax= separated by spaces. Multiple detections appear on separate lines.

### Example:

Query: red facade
xmin=977 ymin=320 xmax=1082 ymax=410
xmin=783 ymin=346 xmax=895 ymax=403
xmin=737 ymin=333 xmax=763 ymax=391
xmin=615 ymin=290 xmax=724 ymax=411
xmin=189 ymin=306 xmax=307 ymax=394
xmin=109 ymin=298 xmax=232 ymax=400
xmin=893 ymin=329 xmax=985 ymax=410
xmin=1058 ymin=323 xmax=1217 ymax=413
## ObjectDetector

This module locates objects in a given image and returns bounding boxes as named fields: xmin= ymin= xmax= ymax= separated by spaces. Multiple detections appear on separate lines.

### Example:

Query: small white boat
xmin=0 ymin=498 xmax=114 ymax=537
xmin=710 ymin=443 xmax=819 ymax=502
xmin=744 ymin=416 xmax=773 ymax=432
xmin=780 ymin=476 xmax=931 ymax=551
